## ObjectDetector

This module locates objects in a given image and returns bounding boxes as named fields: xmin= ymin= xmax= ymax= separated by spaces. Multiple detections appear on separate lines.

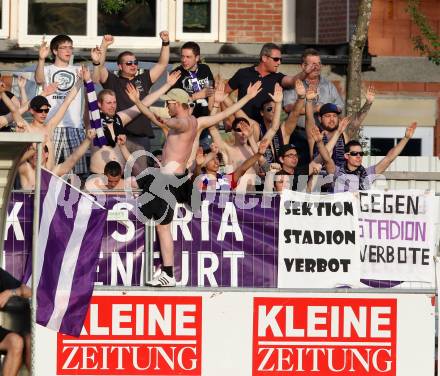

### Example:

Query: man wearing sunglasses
xmin=225 ymin=43 xmax=306 ymax=123
xmin=35 ymin=34 xmax=88 ymax=176
xmin=333 ymin=122 xmax=417 ymax=192
xmin=91 ymin=32 xmax=170 ymax=167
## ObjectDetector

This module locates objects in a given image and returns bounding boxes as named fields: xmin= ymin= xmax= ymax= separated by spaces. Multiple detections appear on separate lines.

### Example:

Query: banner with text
xmin=278 ymin=191 xmax=360 ymax=288
xmin=357 ymin=190 xmax=439 ymax=282
xmin=35 ymin=290 xmax=434 ymax=375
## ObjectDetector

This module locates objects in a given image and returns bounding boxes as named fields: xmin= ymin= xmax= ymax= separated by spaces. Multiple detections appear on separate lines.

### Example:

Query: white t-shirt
xmin=43 ymin=64 xmax=83 ymax=129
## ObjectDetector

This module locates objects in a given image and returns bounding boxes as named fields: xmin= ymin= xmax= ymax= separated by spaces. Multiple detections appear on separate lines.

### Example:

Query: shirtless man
xmin=18 ymin=129 xmax=96 ymax=189
xmin=127 ymin=82 xmax=262 ymax=287
xmin=82 ymin=67 xmax=181 ymax=174
xmin=85 ymin=136 xmax=138 ymax=191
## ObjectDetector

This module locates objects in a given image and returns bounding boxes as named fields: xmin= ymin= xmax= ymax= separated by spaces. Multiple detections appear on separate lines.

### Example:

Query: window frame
xmin=175 ymin=0 xmax=219 ymax=42
xmin=0 ymin=0 xmax=10 ymax=38
xmin=17 ymin=0 xmax=168 ymax=48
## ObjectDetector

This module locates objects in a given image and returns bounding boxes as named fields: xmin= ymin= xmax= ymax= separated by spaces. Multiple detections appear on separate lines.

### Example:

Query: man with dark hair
xmin=91 ymin=32 xmax=170 ymax=163
xmin=35 ymin=35 xmax=87 ymax=175
xmin=86 ymin=160 xmax=138 ymax=191
xmin=333 ymin=123 xmax=417 ymax=192
xmin=0 ymin=268 xmax=32 ymax=375
xmin=274 ymin=126 xmax=335 ymax=192
xmin=224 ymin=42 xmax=306 ymax=123
xmin=171 ymin=41 xmax=215 ymax=148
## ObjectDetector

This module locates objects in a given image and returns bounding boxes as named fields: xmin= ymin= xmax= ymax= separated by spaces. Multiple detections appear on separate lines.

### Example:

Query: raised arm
xmin=375 ymin=122 xmax=417 ymax=174
xmin=53 ymin=129 xmax=95 ymax=176
xmin=280 ymin=63 xmax=315 ymax=88
xmin=282 ymin=80 xmax=305 ymax=144
xmin=233 ymin=139 xmax=269 ymax=182
xmin=305 ymin=87 xmax=318 ymax=158
xmin=197 ymin=81 xmax=262 ymax=130
xmin=261 ymin=83 xmax=283 ymax=143
xmin=35 ymin=37 xmax=49 ymax=85
xmin=0 ymin=87 xmax=29 ymax=129
xmin=117 ymin=70 xmax=181 ymax=126
xmin=17 ymin=76 xmax=28 ymax=106
xmin=346 ymin=84 xmax=375 ymax=137
xmin=91 ymin=35 xmax=113 ymax=84
xmin=149 ymin=31 xmax=170 ymax=83
xmin=310 ymin=125 xmax=335 ymax=174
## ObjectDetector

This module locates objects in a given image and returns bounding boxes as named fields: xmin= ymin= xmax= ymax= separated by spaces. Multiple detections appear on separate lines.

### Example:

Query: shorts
xmin=137 ymin=169 xmax=193 ymax=225
xmin=0 ymin=326 xmax=12 ymax=342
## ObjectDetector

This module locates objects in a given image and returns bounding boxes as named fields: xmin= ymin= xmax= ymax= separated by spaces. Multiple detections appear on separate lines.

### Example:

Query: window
xmin=0 ymin=0 xmax=9 ymax=38
xmin=176 ymin=0 xmax=220 ymax=41
xmin=362 ymin=126 xmax=433 ymax=157
xmin=18 ymin=0 xmax=168 ymax=48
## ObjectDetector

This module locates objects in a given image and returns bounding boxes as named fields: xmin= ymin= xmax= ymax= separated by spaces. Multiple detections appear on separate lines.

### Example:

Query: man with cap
xmin=126 ymin=82 xmax=262 ymax=287
xmin=274 ymin=125 xmax=335 ymax=192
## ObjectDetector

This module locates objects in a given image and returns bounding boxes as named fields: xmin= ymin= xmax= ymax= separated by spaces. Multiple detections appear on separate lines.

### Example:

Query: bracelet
xmin=92 ymin=62 xmax=100 ymax=66
xmin=298 ymin=95 xmax=305 ymax=99
xmin=11 ymin=289 xmax=17 ymax=296
xmin=162 ymin=41 xmax=170 ymax=46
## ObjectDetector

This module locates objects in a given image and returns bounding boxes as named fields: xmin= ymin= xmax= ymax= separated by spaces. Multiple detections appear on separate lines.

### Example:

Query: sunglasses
xmin=124 ymin=60 xmax=139 ymax=66
xmin=264 ymin=106 xmax=273 ymax=112
xmin=267 ymin=56 xmax=282 ymax=63
xmin=347 ymin=151 xmax=364 ymax=157
xmin=35 ymin=108 xmax=50 ymax=113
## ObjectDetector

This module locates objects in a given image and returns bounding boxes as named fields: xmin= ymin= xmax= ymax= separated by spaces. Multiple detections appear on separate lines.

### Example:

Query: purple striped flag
xmin=25 ymin=169 xmax=107 ymax=337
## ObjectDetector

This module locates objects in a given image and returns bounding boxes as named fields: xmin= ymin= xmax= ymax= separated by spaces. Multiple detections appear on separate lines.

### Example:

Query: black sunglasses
xmin=348 ymin=151 xmax=364 ymax=157
xmin=124 ymin=60 xmax=139 ymax=66
xmin=35 ymin=108 xmax=50 ymax=113
xmin=267 ymin=56 xmax=282 ymax=63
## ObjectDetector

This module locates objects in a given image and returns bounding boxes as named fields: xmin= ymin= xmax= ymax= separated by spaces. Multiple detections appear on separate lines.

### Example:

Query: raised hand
xmin=125 ymin=83 xmax=140 ymax=103
xmin=86 ymin=129 xmax=97 ymax=140
xmin=38 ymin=37 xmax=50 ymax=60
xmin=41 ymin=82 xmax=58 ymax=97
xmin=258 ymin=139 xmax=270 ymax=155
xmin=405 ymin=122 xmax=417 ymax=139
xmin=116 ymin=134 xmax=127 ymax=145
xmin=365 ymin=84 xmax=375 ymax=104
xmin=195 ymin=147 xmax=205 ymax=166
xmin=268 ymin=83 xmax=283 ymax=103
xmin=310 ymin=125 xmax=323 ymax=143
xmin=246 ymin=81 xmax=262 ymax=99
xmin=295 ymin=79 xmax=306 ymax=98
xmin=78 ymin=65 xmax=91 ymax=82
xmin=213 ymin=80 xmax=227 ymax=104
xmin=90 ymin=46 xmax=102 ymax=64
xmin=167 ymin=70 xmax=181 ymax=86
xmin=159 ymin=30 xmax=169 ymax=43
xmin=241 ymin=121 xmax=253 ymax=138
xmin=17 ymin=76 xmax=27 ymax=89
xmin=101 ymin=34 xmax=114 ymax=49
xmin=338 ymin=115 xmax=351 ymax=134
xmin=305 ymin=87 xmax=318 ymax=101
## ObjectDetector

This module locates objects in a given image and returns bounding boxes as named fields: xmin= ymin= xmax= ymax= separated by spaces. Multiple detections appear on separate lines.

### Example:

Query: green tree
xmin=406 ymin=0 xmax=440 ymax=65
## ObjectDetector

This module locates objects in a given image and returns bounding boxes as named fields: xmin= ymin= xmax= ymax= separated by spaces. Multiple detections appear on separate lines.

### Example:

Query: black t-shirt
xmin=102 ymin=70 xmax=153 ymax=138
xmin=171 ymin=64 xmax=214 ymax=118
xmin=0 ymin=268 xmax=21 ymax=293
xmin=228 ymin=66 xmax=285 ymax=123
xmin=0 ymin=91 xmax=15 ymax=116
xmin=100 ymin=113 xmax=126 ymax=147
xmin=278 ymin=165 xmax=309 ymax=191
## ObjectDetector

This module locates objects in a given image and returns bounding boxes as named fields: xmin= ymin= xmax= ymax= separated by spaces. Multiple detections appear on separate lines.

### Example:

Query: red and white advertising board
xmin=35 ymin=290 xmax=434 ymax=375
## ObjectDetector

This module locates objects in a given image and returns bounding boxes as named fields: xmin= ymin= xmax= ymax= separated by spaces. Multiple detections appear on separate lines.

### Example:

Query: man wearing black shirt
xmin=92 ymin=32 xmax=170 ymax=167
xmin=225 ymin=43 xmax=307 ymax=123
xmin=0 ymin=268 xmax=31 ymax=375
xmin=171 ymin=41 xmax=215 ymax=147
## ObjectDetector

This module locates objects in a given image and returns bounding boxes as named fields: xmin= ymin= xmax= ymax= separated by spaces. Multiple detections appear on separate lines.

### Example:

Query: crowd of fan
xmin=0 ymin=32 xmax=417 ymax=194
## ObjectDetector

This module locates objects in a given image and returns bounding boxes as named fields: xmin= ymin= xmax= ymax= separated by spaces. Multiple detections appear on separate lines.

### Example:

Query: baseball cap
xmin=279 ymin=144 xmax=297 ymax=157
xmin=160 ymin=89 xmax=190 ymax=104
xmin=319 ymin=103 xmax=341 ymax=117
xmin=30 ymin=95 xmax=51 ymax=110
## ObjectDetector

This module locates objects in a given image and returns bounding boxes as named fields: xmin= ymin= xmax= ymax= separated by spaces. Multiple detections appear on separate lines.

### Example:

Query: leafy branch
xmin=406 ymin=0 xmax=440 ymax=65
